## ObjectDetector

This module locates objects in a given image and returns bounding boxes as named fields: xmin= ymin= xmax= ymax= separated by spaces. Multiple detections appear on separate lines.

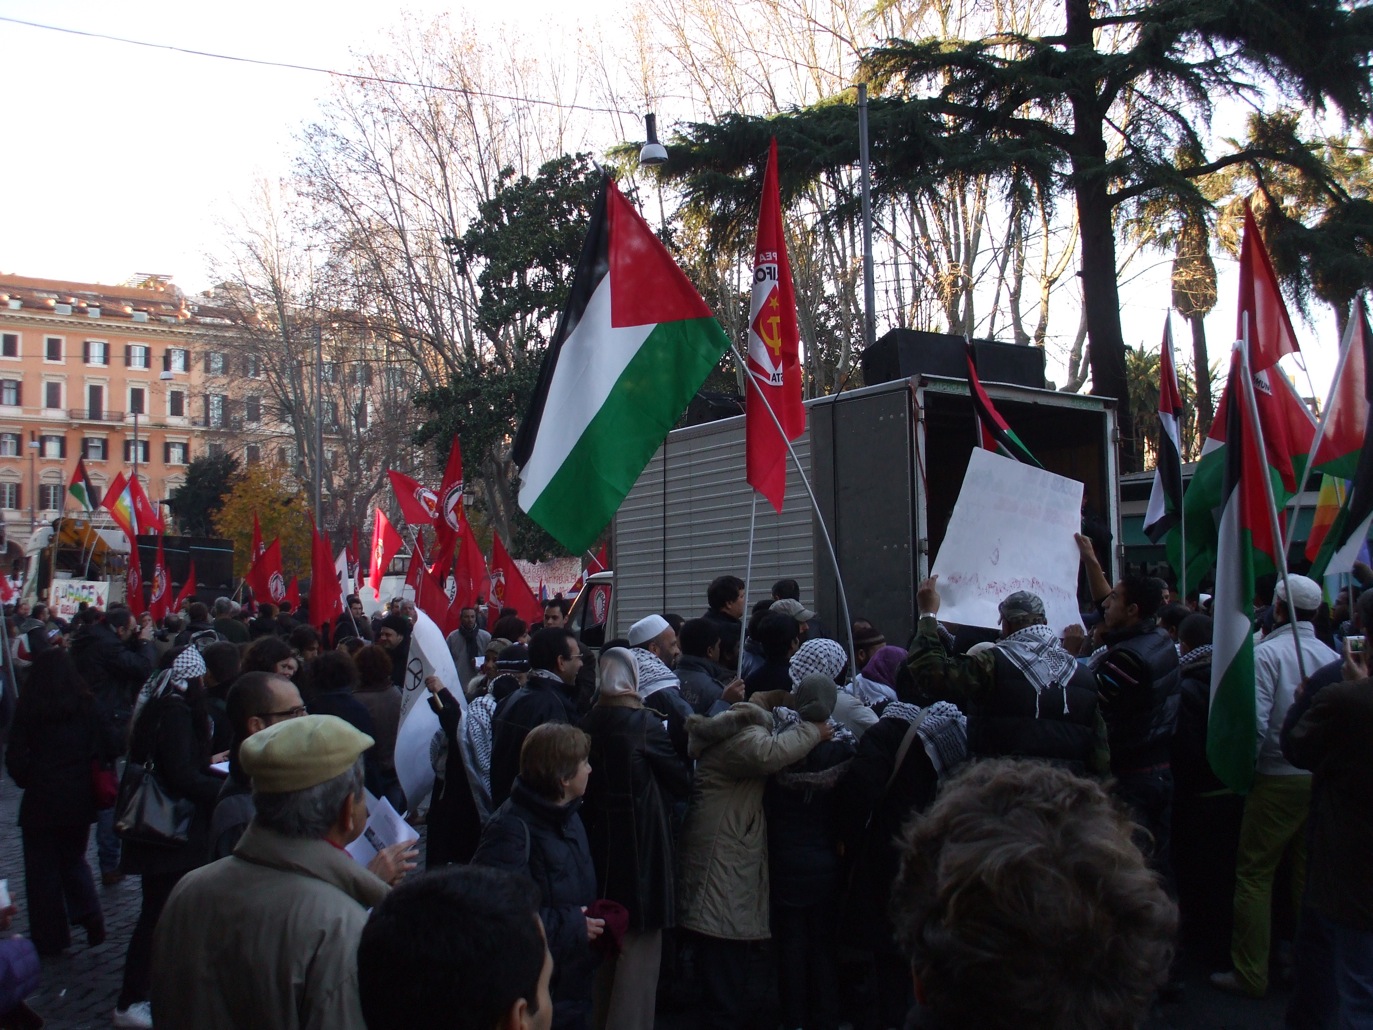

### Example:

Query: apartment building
xmin=0 ymin=272 xmax=222 ymax=555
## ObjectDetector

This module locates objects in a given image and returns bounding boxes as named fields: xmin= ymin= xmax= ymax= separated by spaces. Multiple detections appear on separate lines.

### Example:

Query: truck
xmin=595 ymin=371 xmax=1120 ymax=651
xmin=22 ymin=516 xmax=236 ymax=614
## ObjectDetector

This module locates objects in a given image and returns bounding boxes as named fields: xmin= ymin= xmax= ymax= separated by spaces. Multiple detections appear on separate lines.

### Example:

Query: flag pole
xmin=739 ymin=492 xmax=758 ymax=680
xmin=734 ymin=346 xmax=858 ymax=679
xmin=1239 ymin=319 xmax=1309 ymax=682
xmin=1283 ymin=303 xmax=1356 ymax=560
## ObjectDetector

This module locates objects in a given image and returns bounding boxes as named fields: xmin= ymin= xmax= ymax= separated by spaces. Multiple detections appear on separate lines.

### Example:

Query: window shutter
xmin=163 ymin=441 xmax=170 ymax=464
xmin=59 ymin=437 xmax=67 ymax=459
xmin=162 ymin=349 xmax=171 ymax=373
xmin=124 ymin=345 xmax=131 ymax=367
xmin=14 ymin=381 xmax=20 ymax=407
xmin=82 ymin=340 xmax=90 ymax=363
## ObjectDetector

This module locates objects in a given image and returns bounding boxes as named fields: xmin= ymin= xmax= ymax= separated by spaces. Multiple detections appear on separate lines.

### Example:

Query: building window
xmin=206 ymin=351 xmax=226 ymax=375
xmin=39 ymin=435 xmax=65 ymax=459
xmin=208 ymin=394 xmax=225 ymax=427
xmin=168 ymin=390 xmax=185 ymax=417
xmin=84 ymin=341 xmax=109 ymax=366
xmin=325 ymin=400 xmax=339 ymax=428
xmin=0 ymin=380 xmax=19 ymax=407
xmin=39 ymin=484 xmax=64 ymax=511
xmin=82 ymin=438 xmax=107 ymax=461
xmin=208 ymin=443 xmax=225 ymax=458
xmin=245 ymin=396 xmax=261 ymax=424
xmin=43 ymin=382 xmax=61 ymax=410
xmin=165 ymin=348 xmax=187 ymax=373
xmin=0 ymin=434 xmax=18 ymax=457
xmin=0 ymin=483 xmax=19 ymax=509
xmin=129 ymin=387 xmax=146 ymax=416
xmin=44 ymin=337 xmax=62 ymax=362
xmin=246 ymin=354 xmax=261 ymax=378
xmin=123 ymin=439 xmax=150 ymax=464
xmin=165 ymin=442 xmax=188 ymax=465
xmin=321 ymin=362 xmax=337 ymax=384
xmin=245 ymin=444 xmax=261 ymax=465
xmin=1 ymin=334 xmax=18 ymax=358
xmin=127 ymin=345 xmax=150 ymax=370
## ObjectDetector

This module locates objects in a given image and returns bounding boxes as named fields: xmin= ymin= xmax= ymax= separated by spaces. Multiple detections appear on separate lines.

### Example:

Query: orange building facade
xmin=0 ymin=273 xmax=225 ymax=557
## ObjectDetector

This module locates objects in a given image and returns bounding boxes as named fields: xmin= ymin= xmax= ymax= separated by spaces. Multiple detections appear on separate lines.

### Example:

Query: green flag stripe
xmin=525 ymin=317 xmax=729 ymax=553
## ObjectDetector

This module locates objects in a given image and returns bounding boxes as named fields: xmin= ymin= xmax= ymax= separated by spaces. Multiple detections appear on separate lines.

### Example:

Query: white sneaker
xmin=113 ymin=1001 xmax=154 ymax=1028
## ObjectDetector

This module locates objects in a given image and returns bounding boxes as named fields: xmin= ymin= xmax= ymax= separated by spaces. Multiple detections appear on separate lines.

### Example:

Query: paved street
xmin=2 ymin=770 xmax=1291 ymax=1029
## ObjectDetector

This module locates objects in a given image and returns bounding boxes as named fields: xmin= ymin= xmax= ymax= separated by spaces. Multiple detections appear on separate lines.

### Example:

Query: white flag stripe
xmin=517 ymin=275 xmax=653 ymax=504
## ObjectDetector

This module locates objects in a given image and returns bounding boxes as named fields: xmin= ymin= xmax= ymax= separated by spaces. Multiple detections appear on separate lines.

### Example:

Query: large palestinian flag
xmin=513 ymin=176 xmax=732 ymax=553
xmin=1143 ymin=318 xmax=1185 ymax=545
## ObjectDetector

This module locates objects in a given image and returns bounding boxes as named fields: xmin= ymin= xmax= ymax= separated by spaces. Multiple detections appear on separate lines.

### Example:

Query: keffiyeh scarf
xmin=996 ymin=624 xmax=1078 ymax=716
xmin=789 ymin=638 xmax=847 ymax=688
xmin=131 ymin=647 xmax=207 ymax=724
xmin=882 ymin=700 xmax=968 ymax=778
xmin=631 ymin=648 xmax=679 ymax=698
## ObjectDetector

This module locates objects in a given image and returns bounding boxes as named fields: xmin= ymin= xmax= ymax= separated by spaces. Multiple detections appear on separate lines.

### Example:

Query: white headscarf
xmin=598 ymin=647 xmax=640 ymax=698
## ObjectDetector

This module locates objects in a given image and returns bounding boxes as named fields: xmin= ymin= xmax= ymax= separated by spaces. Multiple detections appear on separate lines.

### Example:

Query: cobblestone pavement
xmin=3 ymin=770 xmax=1290 ymax=1029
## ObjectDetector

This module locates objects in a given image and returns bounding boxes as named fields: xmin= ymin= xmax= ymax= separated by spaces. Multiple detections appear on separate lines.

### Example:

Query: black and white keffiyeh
xmin=882 ymin=700 xmax=968 ymax=778
xmin=995 ymin=624 xmax=1078 ymax=716
xmin=789 ymin=639 xmax=847 ymax=688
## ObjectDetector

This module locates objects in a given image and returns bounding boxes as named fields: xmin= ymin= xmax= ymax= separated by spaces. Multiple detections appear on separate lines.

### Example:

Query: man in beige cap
xmin=150 ymin=715 xmax=389 ymax=1029
xmin=1212 ymin=573 xmax=1339 ymax=998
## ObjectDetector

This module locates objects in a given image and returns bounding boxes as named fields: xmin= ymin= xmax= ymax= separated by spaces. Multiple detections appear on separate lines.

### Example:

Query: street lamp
xmin=27 ymin=433 xmax=39 ymax=530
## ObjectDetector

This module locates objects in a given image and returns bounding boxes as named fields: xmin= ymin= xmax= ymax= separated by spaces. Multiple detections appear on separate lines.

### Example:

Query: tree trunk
xmin=1189 ymin=312 xmax=1213 ymax=440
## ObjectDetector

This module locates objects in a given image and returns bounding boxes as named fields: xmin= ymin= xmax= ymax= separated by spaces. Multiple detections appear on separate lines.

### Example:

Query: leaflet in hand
xmin=345 ymin=796 xmax=419 ymax=866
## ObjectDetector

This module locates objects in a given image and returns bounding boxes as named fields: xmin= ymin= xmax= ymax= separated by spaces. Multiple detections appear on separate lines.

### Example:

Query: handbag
xmin=90 ymin=759 xmax=119 ymax=810
xmin=114 ymin=759 xmax=194 ymax=849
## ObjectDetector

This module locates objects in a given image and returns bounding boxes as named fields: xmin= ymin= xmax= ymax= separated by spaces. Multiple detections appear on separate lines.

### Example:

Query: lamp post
xmin=27 ymin=433 xmax=38 ymax=530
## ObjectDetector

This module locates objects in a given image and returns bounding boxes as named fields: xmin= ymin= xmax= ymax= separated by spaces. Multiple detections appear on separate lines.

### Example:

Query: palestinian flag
xmin=68 ymin=458 xmax=96 ymax=511
xmin=1143 ymin=318 xmax=1185 ymax=544
xmin=1308 ymin=299 xmax=1373 ymax=578
xmin=1208 ymin=342 xmax=1282 ymax=795
xmin=1169 ymin=206 xmax=1315 ymax=588
xmin=965 ymin=343 xmax=1041 ymax=467
xmin=512 ymin=176 xmax=732 ymax=554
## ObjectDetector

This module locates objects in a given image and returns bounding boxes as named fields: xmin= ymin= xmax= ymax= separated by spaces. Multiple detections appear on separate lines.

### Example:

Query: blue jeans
xmin=1286 ymin=909 xmax=1373 ymax=1030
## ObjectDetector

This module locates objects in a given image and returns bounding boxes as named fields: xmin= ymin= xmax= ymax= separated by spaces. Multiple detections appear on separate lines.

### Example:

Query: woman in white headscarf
xmin=578 ymin=648 xmax=691 ymax=1030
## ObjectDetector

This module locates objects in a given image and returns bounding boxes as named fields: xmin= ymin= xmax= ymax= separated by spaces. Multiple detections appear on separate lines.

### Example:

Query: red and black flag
xmin=966 ymin=342 xmax=1041 ymax=467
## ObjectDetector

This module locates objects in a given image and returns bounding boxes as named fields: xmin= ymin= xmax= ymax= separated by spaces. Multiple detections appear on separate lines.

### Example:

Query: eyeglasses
xmin=255 ymin=705 xmax=307 ymax=722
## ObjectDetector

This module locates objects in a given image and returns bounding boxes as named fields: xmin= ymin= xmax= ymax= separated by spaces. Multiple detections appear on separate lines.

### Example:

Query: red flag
xmin=127 ymin=475 xmax=164 ymax=535
xmin=387 ymin=469 xmax=440 ymax=527
xmin=349 ymin=527 xmax=364 ymax=594
xmin=125 ymin=551 xmax=145 ymax=617
xmin=404 ymin=535 xmax=428 ymax=597
xmin=490 ymin=533 xmax=543 ymax=627
xmin=0 ymin=572 xmax=15 ymax=604
xmin=308 ymin=518 xmax=343 ymax=631
xmin=745 ymin=137 xmax=806 ymax=513
xmin=369 ymin=509 xmax=403 ymax=600
xmin=416 ymin=562 xmax=452 ymax=631
xmin=285 ymin=577 xmax=300 ymax=611
xmin=1311 ymin=299 xmax=1371 ymax=478
xmin=172 ymin=558 xmax=197 ymax=612
xmin=452 ymin=517 xmax=488 ymax=612
xmin=1212 ymin=203 xmax=1315 ymax=495
xmin=251 ymin=514 xmax=265 ymax=564
xmin=148 ymin=534 xmax=171 ymax=623
xmin=101 ymin=471 xmax=137 ymax=540
xmin=429 ymin=438 xmax=465 ymax=570
xmin=246 ymin=539 xmax=286 ymax=605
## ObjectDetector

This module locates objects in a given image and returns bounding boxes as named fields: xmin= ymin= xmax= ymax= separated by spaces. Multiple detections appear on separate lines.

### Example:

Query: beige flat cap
xmin=240 ymin=714 xmax=374 ymax=794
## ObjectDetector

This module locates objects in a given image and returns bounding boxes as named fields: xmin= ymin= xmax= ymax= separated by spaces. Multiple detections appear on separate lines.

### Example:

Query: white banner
xmin=50 ymin=579 xmax=110 ymax=619
xmin=393 ymin=609 xmax=477 ymax=816
xmin=929 ymin=449 xmax=1085 ymax=635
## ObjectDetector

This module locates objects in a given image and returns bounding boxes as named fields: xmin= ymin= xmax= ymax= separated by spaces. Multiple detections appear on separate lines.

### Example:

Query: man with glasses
xmin=488 ymin=628 xmax=585 ymax=807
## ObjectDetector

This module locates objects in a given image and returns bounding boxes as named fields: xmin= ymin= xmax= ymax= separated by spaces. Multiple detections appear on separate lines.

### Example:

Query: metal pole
xmin=314 ymin=324 xmax=324 ymax=529
xmin=739 ymin=492 xmax=758 ymax=680
xmin=857 ymin=83 xmax=877 ymax=350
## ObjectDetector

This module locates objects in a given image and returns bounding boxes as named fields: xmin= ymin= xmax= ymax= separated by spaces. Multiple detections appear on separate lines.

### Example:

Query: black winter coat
xmin=835 ymin=713 xmax=943 ymax=950
xmin=579 ymin=698 xmax=691 ymax=930
xmin=490 ymin=673 xmax=579 ymax=808
xmin=1094 ymin=623 xmax=1181 ymax=773
xmin=70 ymin=622 xmax=155 ymax=745
xmin=765 ymin=735 xmax=855 ymax=905
xmin=473 ymin=779 xmax=599 ymax=1030
xmin=6 ymin=699 xmax=107 ymax=828
xmin=1171 ymin=657 xmax=1221 ymax=796
xmin=675 ymin=654 xmax=729 ymax=715
xmin=120 ymin=693 xmax=222 ymax=877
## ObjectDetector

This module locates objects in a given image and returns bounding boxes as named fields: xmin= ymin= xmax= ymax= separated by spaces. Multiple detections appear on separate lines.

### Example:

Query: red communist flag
xmin=172 ymin=558 xmax=197 ymax=613
xmin=745 ymin=138 xmax=805 ymax=513
xmin=387 ymin=469 xmax=440 ymax=528
xmin=149 ymin=533 xmax=171 ymax=623
xmin=246 ymin=539 xmax=286 ymax=606
xmin=452 ymin=516 xmax=488 ymax=613
xmin=308 ymin=518 xmax=343 ymax=631
xmin=369 ymin=509 xmax=404 ymax=600
xmin=127 ymin=475 xmax=164 ymax=535
xmin=490 ymin=533 xmax=542 ymax=627
xmin=285 ymin=577 xmax=300 ymax=611
xmin=125 ymin=550 xmax=145 ymax=617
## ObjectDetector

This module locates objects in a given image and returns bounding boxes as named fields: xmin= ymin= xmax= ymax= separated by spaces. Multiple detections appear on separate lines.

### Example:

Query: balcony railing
xmin=69 ymin=408 xmax=125 ymax=423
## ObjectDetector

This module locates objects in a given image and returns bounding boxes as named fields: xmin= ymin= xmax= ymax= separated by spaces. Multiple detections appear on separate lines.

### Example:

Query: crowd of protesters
xmin=0 ymin=549 xmax=1367 ymax=1030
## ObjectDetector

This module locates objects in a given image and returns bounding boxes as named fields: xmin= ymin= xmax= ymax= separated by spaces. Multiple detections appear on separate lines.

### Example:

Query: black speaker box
xmin=861 ymin=329 xmax=1045 ymax=390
